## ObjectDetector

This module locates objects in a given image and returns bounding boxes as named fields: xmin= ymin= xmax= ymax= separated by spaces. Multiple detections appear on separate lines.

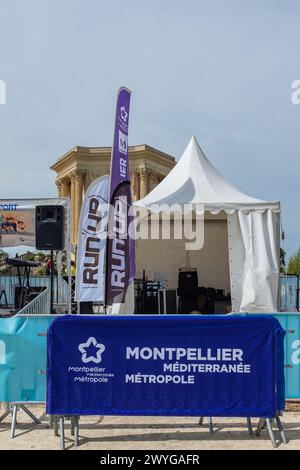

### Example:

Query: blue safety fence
xmin=0 ymin=315 xmax=53 ymax=402
xmin=0 ymin=313 xmax=299 ymax=404
xmin=47 ymin=315 xmax=285 ymax=417
xmin=272 ymin=313 xmax=300 ymax=399
xmin=280 ymin=275 xmax=300 ymax=311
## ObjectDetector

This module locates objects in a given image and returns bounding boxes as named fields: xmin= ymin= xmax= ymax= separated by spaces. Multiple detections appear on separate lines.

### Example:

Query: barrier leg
xmin=38 ymin=411 xmax=47 ymax=422
xmin=208 ymin=417 xmax=214 ymax=434
xmin=48 ymin=414 xmax=54 ymax=428
xmin=10 ymin=405 xmax=18 ymax=439
xmin=74 ymin=417 xmax=79 ymax=447
xmin=275 ymin=414 xmax=288 ymax=444
xmin=247 ymin=417 xmax=253 ymax=435
xmin=59 ymin=417 xmax=65 ymax=450
xmin=0 ymin=410 xmax=10 ymax=423
xmin=70 ymin=416 xmax=75 ymax=436
xmin=19 ymin=405 xmax=41 ymax=424
xmin=256 ymin=418 xmax=265 ymax=436
xmin=198 ymin=417 xmax=204 ymax=425
xmin=53 ymin=416 xmax=59 ymax=436
xmin=266 ymin=418 xmax=277 ymax=448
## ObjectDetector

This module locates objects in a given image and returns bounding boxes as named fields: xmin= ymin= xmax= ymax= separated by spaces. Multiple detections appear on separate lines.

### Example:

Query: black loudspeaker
xmin=177 ymin=270 xmax=198 ymax=298
xmin=179 ymin=297 xmax=199 ymax=314
xmin=35 ymin=205 xmax=65 ymax=250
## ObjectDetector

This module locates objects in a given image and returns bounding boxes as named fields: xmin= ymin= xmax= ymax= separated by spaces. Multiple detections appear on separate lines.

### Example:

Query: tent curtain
xmin=228 ymin=209 xmax=280 ymax=313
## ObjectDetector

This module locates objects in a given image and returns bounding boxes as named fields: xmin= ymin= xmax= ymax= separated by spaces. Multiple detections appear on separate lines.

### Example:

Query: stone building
xmin=51 ymin=145 xmax=175 ymax=246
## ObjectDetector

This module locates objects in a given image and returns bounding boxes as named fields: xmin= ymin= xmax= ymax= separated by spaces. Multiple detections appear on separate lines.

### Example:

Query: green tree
xmin=287 ymin=247 xmax=300 ymax=275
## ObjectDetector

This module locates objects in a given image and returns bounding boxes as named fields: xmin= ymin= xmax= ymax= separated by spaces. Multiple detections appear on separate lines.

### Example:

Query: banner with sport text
xmin=105 ymin=87 xmax=135 ymax=313
xmin=46 ymin=315 xmax=285 ymax=417
xmin=74 ymin=176 xmax=109 ymax=302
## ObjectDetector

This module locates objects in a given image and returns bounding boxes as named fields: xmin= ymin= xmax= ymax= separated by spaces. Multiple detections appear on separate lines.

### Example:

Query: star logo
xmin=120 ymin=106 xmax=128 ymax=122
xmin=78 ymin=337 xmax=105 ymax=364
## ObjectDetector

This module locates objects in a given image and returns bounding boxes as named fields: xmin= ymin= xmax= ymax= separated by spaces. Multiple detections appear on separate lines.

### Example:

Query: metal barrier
xmin=280 ymin=275 xmax=300 ymax=311
xmin=17 ymin=287 xmax=50 ymax=316
xmin=0 ymin=313 xmax=299 ymax=404
xmin=0 ymin=315 xmax=54 ymax=438
xmin=0 ymin=275 xmax=68 ymax=308
xmin=0 ymin=315 xmax=53 ymax=402
xmin=272 ymin=313 xmax=300 ymax=399
xmin=1 ymin=273 xmax=298 ymax=312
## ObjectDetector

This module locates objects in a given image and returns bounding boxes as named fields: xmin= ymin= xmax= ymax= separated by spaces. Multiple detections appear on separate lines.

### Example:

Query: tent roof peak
xmin=135 ymin=136 xmax=280 ymax=213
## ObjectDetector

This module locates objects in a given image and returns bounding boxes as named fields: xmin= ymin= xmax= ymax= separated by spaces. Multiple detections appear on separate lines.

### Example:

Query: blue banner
xmin=47 ymin=315 xmax=285 ymax=418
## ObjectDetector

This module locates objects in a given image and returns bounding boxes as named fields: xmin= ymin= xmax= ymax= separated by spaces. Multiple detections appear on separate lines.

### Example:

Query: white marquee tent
xmin=135 ymin=136 xmax=281 ymax=313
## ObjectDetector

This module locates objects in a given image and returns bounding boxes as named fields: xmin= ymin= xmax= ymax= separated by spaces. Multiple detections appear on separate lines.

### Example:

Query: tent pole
xmin=185 ymin=249 xmax=190 ymax=269
xmin=66 ymin=198 xmax=72 ymax=314
xmin=50 ymin=250 xmax=54 ymax=314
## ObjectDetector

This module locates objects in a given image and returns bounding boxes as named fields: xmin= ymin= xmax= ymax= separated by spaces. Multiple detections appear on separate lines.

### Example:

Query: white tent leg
xmin=207 ymin=417 xmax=214 ymax=434
xmin=247 ymin=417 xmax=253 ymax=435
xmin=59 ymin=417 xmax=65 ymax=450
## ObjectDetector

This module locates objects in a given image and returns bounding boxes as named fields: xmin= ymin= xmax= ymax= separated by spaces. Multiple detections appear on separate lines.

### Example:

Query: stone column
xmin=55 ymin=180 xmax=63 ymax=197
xmin=63 ymin=179 xmax=70 ymax=198
xmin=70 ymin=173 xmax=76 ymax=246
xmin=74 ymin=171 xmax=83 ymax=246
xmin=139 ymin=168 xmax=148 ymax=199
xmin=84 ymin=170 xmax=92 ymax=192
xmin=56 ymin=178 xmax=69 ymax=198
xmin=148 ymin=171 xmax=159 ymax=192
xmin=130 ymin=171 xmax=135 ymax=200
xmin=85 ymin=169 xmax=98 ymax=191
xmin=131 ymin=170 xmax=140 ymax=201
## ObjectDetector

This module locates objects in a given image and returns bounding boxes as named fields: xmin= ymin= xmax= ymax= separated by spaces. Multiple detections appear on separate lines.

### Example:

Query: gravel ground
xmin=0 ymin=405 xmax=299 ymax=450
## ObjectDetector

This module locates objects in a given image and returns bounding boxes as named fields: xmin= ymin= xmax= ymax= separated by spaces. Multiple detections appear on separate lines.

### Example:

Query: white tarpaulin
xmin=135 ymin=136 xmax=280 ymax=313
xmin=228 ymin=210 xmax=280 ymax=312
xmin=135 ymin=216 xmax=230 ymax=293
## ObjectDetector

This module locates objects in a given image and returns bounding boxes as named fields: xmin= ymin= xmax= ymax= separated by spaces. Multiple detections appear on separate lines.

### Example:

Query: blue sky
xmin=0 ymin=0 xmax=299 ymax=258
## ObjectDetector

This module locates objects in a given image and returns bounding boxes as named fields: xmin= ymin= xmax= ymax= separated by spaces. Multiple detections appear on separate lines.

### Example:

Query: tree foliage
xmin=287 ymin=247 xmax=300 ymax=275
xmin=280 ymin=248 xmax=286 ymax=273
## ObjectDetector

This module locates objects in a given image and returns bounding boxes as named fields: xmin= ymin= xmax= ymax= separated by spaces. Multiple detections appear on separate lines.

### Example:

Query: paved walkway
xmin=0 ymin=406 xmax=299 ymax=450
